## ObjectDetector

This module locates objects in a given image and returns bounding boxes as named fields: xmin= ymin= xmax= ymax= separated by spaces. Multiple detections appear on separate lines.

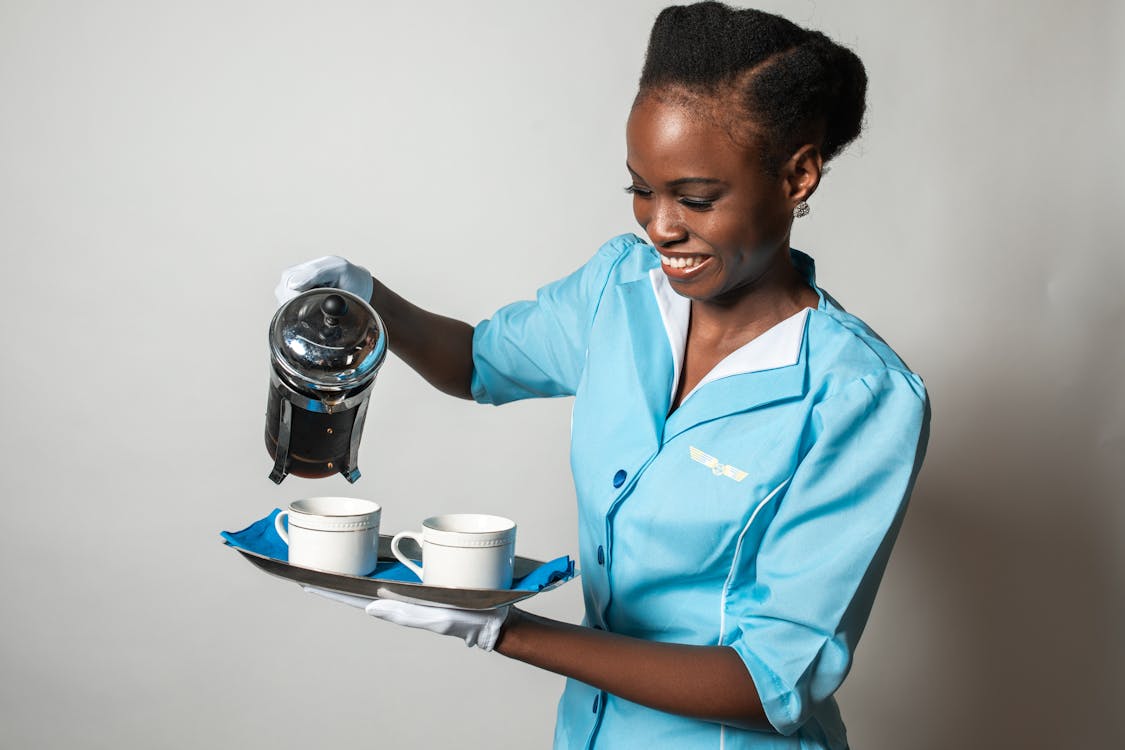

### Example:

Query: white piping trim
xmin=715 ymin=478 xmax=792 ymax=748
xmin=718 ymin=477 xmax=793 ymax=641
xmin=720 ymin=479 xmax=792 ymax=746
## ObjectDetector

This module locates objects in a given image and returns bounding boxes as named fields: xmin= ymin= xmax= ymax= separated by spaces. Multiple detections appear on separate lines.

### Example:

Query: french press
xmin=265 ymin=288 xmax=387 ymax=483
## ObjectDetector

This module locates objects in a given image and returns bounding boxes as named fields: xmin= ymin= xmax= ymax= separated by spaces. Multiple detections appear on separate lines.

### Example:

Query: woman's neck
xmin=688 ymin=246 xmax=818 ymax=352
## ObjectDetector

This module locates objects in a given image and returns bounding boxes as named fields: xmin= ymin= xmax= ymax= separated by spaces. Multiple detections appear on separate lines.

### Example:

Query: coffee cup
xmin=275 ymin=497 xmax=381 ymax=575
xmin=390 ymin=514 xmax=516 ymax=589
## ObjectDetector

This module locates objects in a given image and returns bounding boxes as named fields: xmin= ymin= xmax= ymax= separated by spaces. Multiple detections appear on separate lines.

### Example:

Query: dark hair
xmin=638 ymin=2 xmax=867 ymax=170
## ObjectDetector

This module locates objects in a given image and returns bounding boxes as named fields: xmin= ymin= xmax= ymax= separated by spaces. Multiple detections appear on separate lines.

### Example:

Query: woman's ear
xmin=783 ymin=144 xmax=823 ymax=206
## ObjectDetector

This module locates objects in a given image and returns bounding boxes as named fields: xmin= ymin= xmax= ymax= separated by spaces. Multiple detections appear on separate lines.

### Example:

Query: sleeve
xmin=470 ymin=234 xmax=641 ymax=405
xmin=725 ymin=368 xmax=931 ymax=735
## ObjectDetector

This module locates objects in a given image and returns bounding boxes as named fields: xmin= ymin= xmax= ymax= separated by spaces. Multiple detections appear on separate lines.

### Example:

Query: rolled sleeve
xmin=471 ymin=234 xmax=640 ymax=405
xmin=726 ymin=369 xmax=930 ymax=735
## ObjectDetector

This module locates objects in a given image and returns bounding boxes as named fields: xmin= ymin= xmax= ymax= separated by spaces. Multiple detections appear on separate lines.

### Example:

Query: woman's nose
xmin=641 ymin=200 xmax=687 ymax=248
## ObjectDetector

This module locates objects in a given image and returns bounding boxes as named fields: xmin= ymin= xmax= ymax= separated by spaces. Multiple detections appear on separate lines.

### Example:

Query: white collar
xmin=649 ymin=268 xmax=809 ymax=404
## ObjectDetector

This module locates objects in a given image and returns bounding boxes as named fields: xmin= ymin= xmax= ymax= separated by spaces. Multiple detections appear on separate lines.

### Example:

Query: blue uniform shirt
xmin=471 ymin=234 xmax=930 ymax=749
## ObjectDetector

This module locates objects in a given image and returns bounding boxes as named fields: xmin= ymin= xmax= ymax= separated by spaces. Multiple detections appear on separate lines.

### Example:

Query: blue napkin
xmin=221 ymin=509 xmax=575 ymax=592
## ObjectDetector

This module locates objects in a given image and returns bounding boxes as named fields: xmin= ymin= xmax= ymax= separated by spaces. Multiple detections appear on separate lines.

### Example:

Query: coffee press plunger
xmin=265 ymin=288 xmax=387 ymax=483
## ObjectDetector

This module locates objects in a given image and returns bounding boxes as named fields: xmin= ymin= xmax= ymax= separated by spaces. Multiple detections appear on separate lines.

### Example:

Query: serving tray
xmin=228 ymin=534 xmax=574 ymax=611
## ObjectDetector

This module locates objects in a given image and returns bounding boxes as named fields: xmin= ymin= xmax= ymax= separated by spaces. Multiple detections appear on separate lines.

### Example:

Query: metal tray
xmin=229 ymin=534 xmax=572 ymax=610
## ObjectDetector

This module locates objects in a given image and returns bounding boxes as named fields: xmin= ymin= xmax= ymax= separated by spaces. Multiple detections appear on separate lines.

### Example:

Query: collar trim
xmin=648 ymin=268 xmax=810 ymax=404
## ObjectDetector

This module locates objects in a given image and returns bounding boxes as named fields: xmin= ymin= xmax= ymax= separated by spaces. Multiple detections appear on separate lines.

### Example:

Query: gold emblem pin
xmin=689 ymin=446 xmax=748 ymax=482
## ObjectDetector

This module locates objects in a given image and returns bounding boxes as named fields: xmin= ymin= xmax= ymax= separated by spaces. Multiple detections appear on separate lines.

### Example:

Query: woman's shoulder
xmin=805 ymin=293 xmax=925 ymax=400
xmin=544 ymin=233 xmax=658 ymax=306
xmin=587 ymin=233 xmax=658 ymax=276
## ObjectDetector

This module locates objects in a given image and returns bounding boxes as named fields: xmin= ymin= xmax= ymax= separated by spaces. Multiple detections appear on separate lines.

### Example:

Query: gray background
xmin=1 ymin=1 xmax=1122 ymax=747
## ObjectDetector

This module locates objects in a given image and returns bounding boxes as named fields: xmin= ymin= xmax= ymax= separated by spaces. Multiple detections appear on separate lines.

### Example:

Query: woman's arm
xmin=369 ymin=277 xmax=475 ymax=400
xmin=495 ymin=608 xmax=774 ymax=733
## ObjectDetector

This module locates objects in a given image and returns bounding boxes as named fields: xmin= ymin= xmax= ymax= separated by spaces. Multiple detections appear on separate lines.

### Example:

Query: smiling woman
xmin=624 ymin=100 xmax=812 ymax=297
xmin=272 ymin=3 xmax=928 ymax=749
xmin=625 ymin=95 xmax=826 ymax=410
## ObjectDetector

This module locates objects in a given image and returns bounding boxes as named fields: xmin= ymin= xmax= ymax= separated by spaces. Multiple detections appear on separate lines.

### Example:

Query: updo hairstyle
xmin=638 ymin=2 xmax=868 ymax=172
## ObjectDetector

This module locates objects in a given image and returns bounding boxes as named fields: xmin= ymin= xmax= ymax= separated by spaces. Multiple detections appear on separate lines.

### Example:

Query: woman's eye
xmin=624 ymin=185 xmax=652 ymax=197
xmin=679 ymin=198 xmax=715 ymax=210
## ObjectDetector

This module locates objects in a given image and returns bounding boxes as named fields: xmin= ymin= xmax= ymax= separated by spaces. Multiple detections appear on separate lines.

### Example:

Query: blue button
xmin=613 ymin=469 xmax=627 ymax=488
xmin=592 ymin=694 xmax=601 ymax=713
xmin=597 ymin=545 xmax=605 ymax=565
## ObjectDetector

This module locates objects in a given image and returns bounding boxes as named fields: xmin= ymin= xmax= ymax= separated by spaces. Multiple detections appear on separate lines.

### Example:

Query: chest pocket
xmin=614 ymin=426 xmax=795 ymax=578
xmin=673 ymin=439 xmax=779 ymax=563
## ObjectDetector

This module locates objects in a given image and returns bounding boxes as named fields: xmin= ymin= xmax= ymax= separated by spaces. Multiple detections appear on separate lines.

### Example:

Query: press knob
xmin=321 ymin=294 xmax=348 ymax=319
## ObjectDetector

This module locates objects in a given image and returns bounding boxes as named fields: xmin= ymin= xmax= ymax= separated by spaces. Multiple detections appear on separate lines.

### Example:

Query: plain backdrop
xmin=1 ymin=1 xmax=1122 ymax=748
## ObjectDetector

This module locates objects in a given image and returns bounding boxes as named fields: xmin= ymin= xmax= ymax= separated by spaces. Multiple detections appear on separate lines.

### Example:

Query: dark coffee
xmin=264 ymin=381 xmax=361 ymax=479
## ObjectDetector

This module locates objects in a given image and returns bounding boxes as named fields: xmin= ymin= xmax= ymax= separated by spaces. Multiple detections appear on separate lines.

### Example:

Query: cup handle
xmin=390 ymin=531 xmax=425 ymax=582
xmin=275 ymin=510 xmax=289 ymax=545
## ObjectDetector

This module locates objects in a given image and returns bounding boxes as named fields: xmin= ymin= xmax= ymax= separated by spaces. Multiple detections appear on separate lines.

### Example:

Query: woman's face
xmin=625 ymin=95 xmax=795 ymax=304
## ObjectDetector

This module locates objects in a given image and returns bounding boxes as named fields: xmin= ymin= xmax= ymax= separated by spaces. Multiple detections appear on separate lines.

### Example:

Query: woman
xmin=277 ymin=3 xmax=929 ymax=748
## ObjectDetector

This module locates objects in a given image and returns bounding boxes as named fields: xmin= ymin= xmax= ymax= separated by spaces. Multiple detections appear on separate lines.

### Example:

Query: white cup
xmin=390 ymin=514 xmax=516 ymax=589
xmin=275 ymin=497 xmax=381 ymax=576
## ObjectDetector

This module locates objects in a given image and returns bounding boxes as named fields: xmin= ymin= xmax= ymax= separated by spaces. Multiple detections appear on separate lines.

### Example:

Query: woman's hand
xmin=274 ymin=255 xmax=374 ymax=307
xmin=273 ymin=256 xmax=475 ymax=399
xmin=303 ymin=587 xmax=509 ymax=651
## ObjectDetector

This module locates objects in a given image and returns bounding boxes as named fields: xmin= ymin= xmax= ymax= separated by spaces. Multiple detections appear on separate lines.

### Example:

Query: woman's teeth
xmin=661 ymin=254 xmax=707 ymax=269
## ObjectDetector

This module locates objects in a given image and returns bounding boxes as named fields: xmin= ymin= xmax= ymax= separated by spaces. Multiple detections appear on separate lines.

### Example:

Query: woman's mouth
xmin=660 ymin=253 xmax=713 ymax=279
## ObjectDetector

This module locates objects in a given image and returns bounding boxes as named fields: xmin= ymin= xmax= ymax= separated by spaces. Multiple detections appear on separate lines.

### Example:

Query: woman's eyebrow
xmin=666 ymin=177 xmax=723 ymax=187
xmin=626 ymin=164 xmax=724 ymax=187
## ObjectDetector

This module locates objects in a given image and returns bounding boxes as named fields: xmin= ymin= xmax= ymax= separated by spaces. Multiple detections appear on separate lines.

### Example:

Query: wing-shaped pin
xmin=690 ymin=446 xmax=749 ymax=482
xmin=689 ymin=446 xmax=720 ymax=471
xmin=722 ymin=465 xmax=749 ymax=482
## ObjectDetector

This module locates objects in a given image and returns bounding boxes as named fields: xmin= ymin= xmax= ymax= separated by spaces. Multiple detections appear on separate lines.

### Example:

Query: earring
xmin=793 ymin=200 xmax=810 ymax=218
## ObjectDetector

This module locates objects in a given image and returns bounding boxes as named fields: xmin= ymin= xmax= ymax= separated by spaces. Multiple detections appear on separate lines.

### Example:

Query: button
xmin=592 ymin=694 xmax=601 ymax=713
xmin=612 ymin=469 xmax=627 ymax=488
xmin=597 ymin=545 xmax=605 ymax=565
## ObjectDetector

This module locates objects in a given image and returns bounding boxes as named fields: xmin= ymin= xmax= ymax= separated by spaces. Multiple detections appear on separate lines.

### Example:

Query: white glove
xmin=274 ymin=255 xmax=374 ymax=307
xmin=303 ymin=586 xmax=509 ymax=651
